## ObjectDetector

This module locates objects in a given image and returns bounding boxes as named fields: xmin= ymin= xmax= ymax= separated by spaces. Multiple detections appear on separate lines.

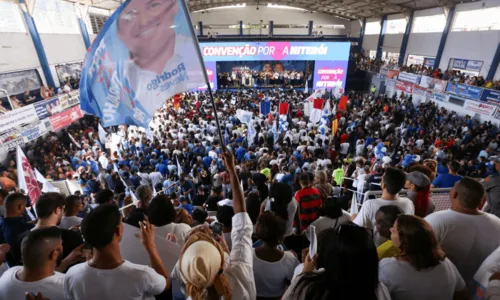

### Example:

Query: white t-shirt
xmin=307 ymin=211 xmax=351 ymax=237
xmin=340 ymin=142 xmax=350 ymax=155
xmin=253 ymin=250 xmax=300 ymax=298
xmin=149 ymin=172 xmax=163 ymax=188
xmin=353 ymin=197 xmax=415 ymax=246
xmin=64 ymin=260 xmax=166 ymax=300
xmin=379 ymin=257 xmax=465 ymax=300
xmin=155 ymin=222 xmax=192 ymax=246
xmin=425 ymin=210 xmax=500 ymax=287
xmin=58 ymin=216 xmax=83 ymax=230
xmin=0 ymin=266 xmax=65 ymax=300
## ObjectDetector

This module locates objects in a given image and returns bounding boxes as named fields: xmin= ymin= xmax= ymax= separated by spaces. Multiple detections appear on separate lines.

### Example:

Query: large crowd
xmin=0 ymin=87 xmax=500 ymax=300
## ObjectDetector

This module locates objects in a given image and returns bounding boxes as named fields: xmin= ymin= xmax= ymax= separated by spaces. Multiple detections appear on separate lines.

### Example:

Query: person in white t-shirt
xmin=253 ymin=212 xmax=300 ymax=298
xmin=64 ymin=204 xmax=169 ymax=300
xmin=472 ymin=246 xmax=500 ymax=299
xmin=379 ymin=214 xmax=468 ymax=300
xmin=283 ymin=225 xmax=391 ymax=300
xmin=354 ymin=167 xmax=415 ymax=246
xmin=339 ymin=142 xmax=350 ymax=156
xmin=306 ymin=196 xmax=351 ymax=239
xmin=58 ymin=195 xmax=83 ymax=230
xmin=425 ymin=177 xmax=500 ymax=289
xmin=147 ymin=194 xmax=192 ymax=246
xmin=0 ymin=227 xmax=65 ymax=300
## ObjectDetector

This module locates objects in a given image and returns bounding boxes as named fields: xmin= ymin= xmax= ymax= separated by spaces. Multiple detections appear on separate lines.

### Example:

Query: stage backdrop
xmin=199 ymin=42 xmax=351 ymax=92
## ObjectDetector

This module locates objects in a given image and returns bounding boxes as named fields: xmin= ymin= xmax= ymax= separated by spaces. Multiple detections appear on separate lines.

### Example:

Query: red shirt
xmin=340 ymin=134 xmax=349 ymax=144
xmin=295 ymin=187 xmax=322 ymax=231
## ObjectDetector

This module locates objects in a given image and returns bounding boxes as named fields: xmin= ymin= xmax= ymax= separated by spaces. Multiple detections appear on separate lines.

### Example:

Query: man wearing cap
xmin=405 ymin=171 xmax=433 ymax=217
xmin=483 ymin=156 xmax=500 ymax=218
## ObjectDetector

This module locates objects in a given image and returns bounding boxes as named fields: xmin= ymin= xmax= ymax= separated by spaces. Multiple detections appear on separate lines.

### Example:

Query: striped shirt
xmin=294 ymin=187 xmax=322 ymax=231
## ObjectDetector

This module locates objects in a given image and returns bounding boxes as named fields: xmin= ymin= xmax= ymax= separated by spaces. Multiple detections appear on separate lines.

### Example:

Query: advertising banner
xmin=79 ymin=0 xmax=206 ymax=128
xmin=480 ymin=89 xmax=500 ymax=105
xmin=386 ymin=70 xmax=400 ymax=79
xmin=464 ymin=101 xmax=496 ymax=117
xmin=0 ymin=105 xmax=38 ymax=132
xmin=395 ymin=80 xmax=414 ymax=94
xmin=423 ymin=57 xmax=436 ymax=68
xmin=452 ymin=59 xmax=468 ymax=70
xmin=419 ymin=76 xmax=448 ymax=92
xmin=446 ymin=82 xmax=483 ymax=101
xmin=430 ymin=92 xmax=449 ymax=103
xmin=199 ymin=61 xmax=217 ymax=90
xmin=199 ymin=42 xmax=350 ymax=62
xmin=466 ymin=60 xmax=483 ymax=72
xmin=49 ymin=106 xmax=83 ymax=131
xmin=0 ymin=121 xmax=48 ymax=151
xmin=312 ymin=60 xmax=348 ymax=95
xmin=397 ymin=72 xmax=421 ymax=85
xmin=34 ymin=91 xmax=80 ymax=120
xmin=412 ymin=86 xmax=428 ymax=106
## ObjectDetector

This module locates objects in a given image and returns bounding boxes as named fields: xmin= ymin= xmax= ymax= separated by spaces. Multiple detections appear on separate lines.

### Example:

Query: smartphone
xmin=251 ymin=186 xmax=258 ymax=193
xmin=82 ymin=242 xmax=93 ymax=259
xmin=212 ymin=222 xmax=224 ymax=237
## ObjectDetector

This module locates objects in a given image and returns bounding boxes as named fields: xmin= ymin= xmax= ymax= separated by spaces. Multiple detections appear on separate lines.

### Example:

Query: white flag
xmin=400 ymin=138 xmax=407 ymax=147
xmin=34 ymin=168 xmax=59 ymax=193
xmin=177 ymin=157 xmax=183 ymax=178
xmin=309 ymin=108 xmax=322 ymax=124
xmin=68 ymin=133 xmax=81 ymax=149
xmin=322 ymin=100 xmax=332 ymax=117
xmin=247 ymin=122 xmax=256 ymax=146
xmin=16 ymin=146 xmax=41 ymax=205
xmin=236 ymin=109 xmax=253 ymax=125
xmin=98 ymin=124 xmax=108 ymax=147
xmin=350 ymin=192 xmax=359 ymax=214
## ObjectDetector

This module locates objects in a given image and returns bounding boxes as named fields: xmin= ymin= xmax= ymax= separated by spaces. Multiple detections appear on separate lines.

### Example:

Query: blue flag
xmin=79 ymin=0 xmax=206 ymax=128
xmin=260 ymin=101 xmax=271 ymax=116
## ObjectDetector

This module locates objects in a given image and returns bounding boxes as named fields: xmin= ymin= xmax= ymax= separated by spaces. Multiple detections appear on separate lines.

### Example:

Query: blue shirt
xmin=156 ymin=163 xmax=168 ymax=177
xmin=181 ymin=203 xmax=194 ymax=215
xmin=202 ymin=156 xmax=212 ymax=170
xmin=432 ymin=173 xmax=463 ymax=188
xmin=235 ymin=147 xmax=246 ymax=161
xmin=280 ymin=173 xmax=294 ymax=185
xmin=437 ymin=165 xmax=449 ymax=175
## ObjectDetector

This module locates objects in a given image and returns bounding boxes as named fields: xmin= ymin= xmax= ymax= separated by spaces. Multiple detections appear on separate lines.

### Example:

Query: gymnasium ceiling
xmin=75 ymin=0 xmax=463 ymax=20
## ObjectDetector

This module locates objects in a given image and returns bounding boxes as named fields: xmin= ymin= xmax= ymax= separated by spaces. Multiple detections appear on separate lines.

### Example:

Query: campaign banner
xmin=430 ymin=92 xmax=449 ymax=103
xmin=466 ymin=60 xmax=483 ymax=72
xmin=480 ymin=89 xmax=500 ymax=105
xmin=200 ymin=42 xmax=350 ymax=62
xmin=34 ymin=95 xmax=68 ymax=119
xmin=312 ymin=60 xmax=348 ymax=94
xmin=494 ymin=108 xmax=500 ymax=120
xmin=446 ymin=82 xmax=483 ymax=101
xmin=412 ymin=86 xmax=428 ymax=106
xmin=452 ymin=59 xmax=468 ymax=70
xmin=67 ymin=91 xmax=80 ymax=107
xmin=464 ymin=101 xmax=496 ymax=117
xmin=79 ymin=0 xmax=206 ymax=128
xmin=0 ymin=122 xmax=48 ymax=151
xmin=418 ymin=76 xmax=447 ymax=92
xmin=198 ymin=61 xmax=217 ymax=90
xmin=49 ymin=106 xmax=83 ymax=131
xmin=423 ymin=57 xmax=435 ymax=68
xmin=395 ymin=80 xmax=414 ymax=94
xmin=397 ymin=72 xmax=421 ymax=85
xmin=386 ymin=70 xmax=400 ymax=79
xmin=0 ymin=105 xmax=38 ymax=133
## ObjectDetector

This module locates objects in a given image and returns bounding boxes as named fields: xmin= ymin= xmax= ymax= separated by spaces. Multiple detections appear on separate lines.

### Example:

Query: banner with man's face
xmin=79 ymin=0 xmax=206 ymax=128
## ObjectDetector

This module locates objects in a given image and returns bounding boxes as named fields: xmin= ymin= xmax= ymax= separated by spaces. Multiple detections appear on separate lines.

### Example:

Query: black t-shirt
xmin=205 ymin=195 xmax=222 ymax=211
xmin=193 ymin=194 xmax=208 ymax=207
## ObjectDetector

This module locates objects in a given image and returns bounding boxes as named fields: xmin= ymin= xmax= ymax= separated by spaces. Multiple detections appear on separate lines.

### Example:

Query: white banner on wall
xmin=0 ymin=121 xmax=48 ymax=151
xmin=397 ymin=72 xmax=421 ymax=85
xmin=464 ymin=101 xmax=496 ymax=117
xmin=418 ymin=76 xmax=447 ymax=92
xmin=0 ymin=105 xmax=39 ymax=132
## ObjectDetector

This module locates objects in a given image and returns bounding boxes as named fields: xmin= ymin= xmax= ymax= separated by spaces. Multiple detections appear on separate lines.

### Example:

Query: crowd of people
xmin=217 ymin=63 xmax=311 ymax=88
xmin=0 ymin=86 xmax=500 ymax=299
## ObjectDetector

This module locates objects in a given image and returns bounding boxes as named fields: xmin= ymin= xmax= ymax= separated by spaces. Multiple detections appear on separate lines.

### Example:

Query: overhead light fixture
xmin=267 ymin=3 xmax=307 ymax=11
xmin=192 ymin=3 xmax=246 ymax=13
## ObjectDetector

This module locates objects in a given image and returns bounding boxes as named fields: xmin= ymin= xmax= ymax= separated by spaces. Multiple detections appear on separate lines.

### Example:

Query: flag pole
xmin=180 ymin=0 xmax=225 ymax=146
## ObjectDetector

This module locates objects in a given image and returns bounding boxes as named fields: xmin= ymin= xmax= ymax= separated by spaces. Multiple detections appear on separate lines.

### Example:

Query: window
xmin=452 ymin=7 xmax=500 ymax=31
xmin=0 ymin=1 xmax=26 ymax=33
xmin=386 ymin=18 xmax=407 ymax=34
xmin=365 ymin=21 xmax=381 ymax=35
xmin=369 ymin=50 xmax=377 ymax=58
xmin=33 ymin=0 xmax=80 ymax=34
xmin=86 ymin=7 xmax=110 ymax=34
xmin=412 ymin=14 xmax=446 ymax=33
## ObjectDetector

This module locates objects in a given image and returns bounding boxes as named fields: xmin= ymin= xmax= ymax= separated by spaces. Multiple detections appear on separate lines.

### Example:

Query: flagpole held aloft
xmin=180 ymin=0 xmax=225 ymax=146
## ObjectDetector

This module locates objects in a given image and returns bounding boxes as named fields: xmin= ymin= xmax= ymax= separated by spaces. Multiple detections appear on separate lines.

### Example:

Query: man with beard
xmin=0 ymin=227 xmax=66 ymax=299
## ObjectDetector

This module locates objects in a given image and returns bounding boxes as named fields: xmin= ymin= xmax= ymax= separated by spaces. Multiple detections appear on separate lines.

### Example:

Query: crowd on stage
xmin=1 ymin=86 xmax=500 ymax=300
xmin=217 ymin=66 xmax=310 ymax=88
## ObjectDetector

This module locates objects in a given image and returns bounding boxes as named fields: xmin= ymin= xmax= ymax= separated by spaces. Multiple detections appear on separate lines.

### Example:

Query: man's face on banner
xmin=118 ymin=0 xmax=179 ymax=62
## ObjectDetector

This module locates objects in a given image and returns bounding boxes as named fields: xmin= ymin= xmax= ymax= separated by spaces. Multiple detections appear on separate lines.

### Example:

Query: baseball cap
xmin=406 ymin=171 xmax=431 ymax=187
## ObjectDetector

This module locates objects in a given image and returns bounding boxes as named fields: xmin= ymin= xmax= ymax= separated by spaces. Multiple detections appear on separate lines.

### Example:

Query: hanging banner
xmin=0 ymin=105 xmax=38 ymax=132
xmin=480 ymin=89 xmax=500 ymax=105
xmin=395 ymin=81 xmax=414 ymax=94
xmin=0 ymin=122 xmax=48 ymax=151
xmin=418 ymin=76 xmax=447 ymax=92
xmin=34 ymin=91 xmax=80 ymax=120
xmin=464 ymin=101 xmax=496 ymax=117
xmin=397 ymin=72 xmax=421 ymax=85
xmin=430 ymin=92 xmax=450 ymax=103
xmin=386 ymin=70 xmax=400 ymax=79
xmin=446 ymin=82 xmax=483 ymax=101
xmin=49 ymin=106 xmax=84 ymax=131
